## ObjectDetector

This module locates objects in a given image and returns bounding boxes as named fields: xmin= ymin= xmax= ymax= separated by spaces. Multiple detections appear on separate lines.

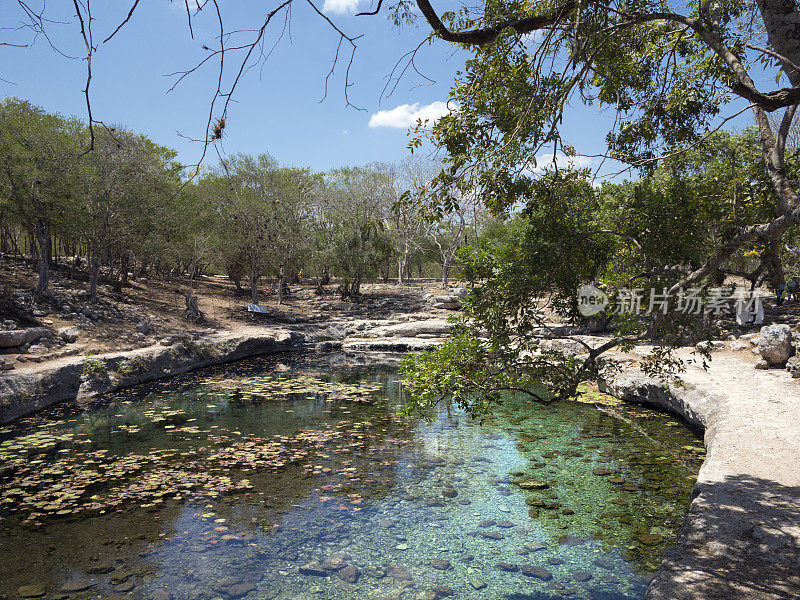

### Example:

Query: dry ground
xmin=0 ymin=257 xmax=445 ymax=368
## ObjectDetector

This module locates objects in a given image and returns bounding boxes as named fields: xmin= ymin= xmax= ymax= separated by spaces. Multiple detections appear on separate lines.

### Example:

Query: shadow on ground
xmin=646 ymin=474 xmax=800 ymax=599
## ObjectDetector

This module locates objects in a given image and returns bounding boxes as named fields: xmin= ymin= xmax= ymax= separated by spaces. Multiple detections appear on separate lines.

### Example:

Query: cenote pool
xmin=0 ymin=352 xmax=705 ymax=600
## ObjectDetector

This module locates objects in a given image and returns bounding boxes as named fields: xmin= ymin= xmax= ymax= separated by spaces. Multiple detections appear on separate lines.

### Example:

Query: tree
xmin=0 ymin=98 xmax=83 ymax=296
xmin=6 ymin=1 xmax=799 ymax=286
xmin=77 ymin=127 xmax=181 ymax=300
xmin=317 ymin=165 xmax=396 ymax=298
xmin=200 ymin=154 xmax=315 ymax=305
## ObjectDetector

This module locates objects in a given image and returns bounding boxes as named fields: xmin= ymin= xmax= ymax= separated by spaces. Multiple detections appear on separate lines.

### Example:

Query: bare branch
xmin=356 ymin=0 xmax=384 ymax=17
xmin=103 ymin=0 xmax=141 ymax=44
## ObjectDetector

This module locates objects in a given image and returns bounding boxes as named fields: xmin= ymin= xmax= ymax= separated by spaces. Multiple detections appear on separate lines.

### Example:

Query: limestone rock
xmin=696 ymin=340 xmax=725 ymax=353
xmin=0 ymin=328 xmax=51 ymax=348
xmin=786 ymin=356 xmax=800 ymax=378
xmin=758 ymin=324 xmax=794 ymax=366
xmin=58 ymin=327 xmax=80 ymax=343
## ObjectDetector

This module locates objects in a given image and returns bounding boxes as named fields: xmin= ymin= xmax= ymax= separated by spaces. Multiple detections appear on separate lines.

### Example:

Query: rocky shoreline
xmin=0 ymin=317 xmax=455 ymax=424
xmin=0 ymin=329 xmax=310 ymax=424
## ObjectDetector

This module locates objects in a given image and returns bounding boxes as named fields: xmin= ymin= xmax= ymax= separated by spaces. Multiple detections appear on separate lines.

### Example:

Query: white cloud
xmin=529 ymin=152 xmax=594 ymax=173
xmin=323 ymin=0 xmax=362 ymax=14
xmin=368 ymin=101 xmax=453 ymax=129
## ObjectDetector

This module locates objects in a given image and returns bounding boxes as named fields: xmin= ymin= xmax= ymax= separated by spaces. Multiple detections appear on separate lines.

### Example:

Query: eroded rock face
xmin=758 ymin=324 xmax=795 ymax=366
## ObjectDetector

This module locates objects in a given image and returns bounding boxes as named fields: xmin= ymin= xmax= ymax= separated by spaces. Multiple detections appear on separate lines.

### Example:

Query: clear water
xmin=0 ymin=352 xmax=704 ymax=600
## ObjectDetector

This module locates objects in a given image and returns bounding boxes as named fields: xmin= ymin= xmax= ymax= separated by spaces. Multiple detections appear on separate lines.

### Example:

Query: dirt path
xmin=605 ymin=347 xmax=800 ymax=599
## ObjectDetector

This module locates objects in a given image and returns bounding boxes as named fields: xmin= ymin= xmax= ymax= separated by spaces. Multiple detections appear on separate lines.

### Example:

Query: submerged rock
xmin=299 ymin=561 xmax=328 ymax=576
xmin=87 ymin=563 xmax=114 ymax=574
xmin=496 ymin=520 xmax=514 ymax=528
xmin=60 ymin=580 xmax=96 ymax=593
xmin=516 ymin=480 xmax=549 ymax=490
xmin=636 ymin=533 xmax=664 ymax=545
xmin=337 ymin=565 xmax=360 ymax=583
xmin=17 ymin=585 xmax=46 ymax=598
xmin=386 ymin=564 xmax=413 ymax=581
xmin=469 ymin=578 xmax=487 ymax=590
xmin=426 ymin=586 xmax=454 ymax=599
xmin=520 ymin=565 xmax=553 ymax=581
xmin=113 ymin=581 xmax=135 ymax=593
xmin=524 ymin=541 xmax=547 ymax=552
xmin=593 ymin=558 xmax=615 ymax=570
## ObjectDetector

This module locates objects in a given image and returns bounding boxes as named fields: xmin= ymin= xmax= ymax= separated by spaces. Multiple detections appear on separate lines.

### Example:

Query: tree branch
xmin=414 ymin=0 xmax=576 ymax=45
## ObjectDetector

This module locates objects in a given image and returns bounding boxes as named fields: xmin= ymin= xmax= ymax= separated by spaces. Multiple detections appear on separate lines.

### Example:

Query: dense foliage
xmin=0 ymin=98 xmax=487 ymax=301
xmin=402 ymin=128 xmax=800 ymax=417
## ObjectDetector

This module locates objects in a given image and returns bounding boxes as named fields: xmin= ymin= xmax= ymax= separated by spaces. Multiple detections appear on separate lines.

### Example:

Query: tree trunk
xmin=398 ymin=255 xmax=406 ymax=285
xmin=250 ymin=273 xmax=259 ymax=304
xmin=34 ymin=220 xmax=50 ymax=295
xmin=765 ymin=238 xmax=786 ymax=287
xmin=441 ymin=257 xmax=451 ymax=288
xmin=278 ymin=265 xmax=285 ymax=305
xmin=89 ymin=255 xmax=100 ymax=302
xmin=121 ymin=255 xmax=129 ymax=286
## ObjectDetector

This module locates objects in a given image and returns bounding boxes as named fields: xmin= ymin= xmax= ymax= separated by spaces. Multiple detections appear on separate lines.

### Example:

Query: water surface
xmin=0 ymin=352 xmax=704 ymax=600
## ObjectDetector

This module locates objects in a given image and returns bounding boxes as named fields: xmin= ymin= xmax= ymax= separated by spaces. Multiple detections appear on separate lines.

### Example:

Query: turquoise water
xmin=0 ymin=352 xmax=703 ymax=600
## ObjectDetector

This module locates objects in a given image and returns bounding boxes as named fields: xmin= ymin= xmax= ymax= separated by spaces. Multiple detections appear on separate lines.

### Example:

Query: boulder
xmin=696 ymin=340 xmax=725 ymax=353
xmin=58 ymin=327 xmax=80 ymax=343
xmin=0 ymin=327 xmax=51 ymax=348
xmin=786 ymin=356 xmax=800 ymax=378
xmin=135 ymin=321 xmax=152 ymax=335
xmin=758 ymin=324 xmax=795 ymax=366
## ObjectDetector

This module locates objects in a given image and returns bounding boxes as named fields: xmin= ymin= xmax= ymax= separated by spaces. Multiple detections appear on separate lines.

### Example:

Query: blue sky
xmin=0 ymin=0 xmax=758 ymax=176
xmin=0 ymin=0 xmax=471 ymax=171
